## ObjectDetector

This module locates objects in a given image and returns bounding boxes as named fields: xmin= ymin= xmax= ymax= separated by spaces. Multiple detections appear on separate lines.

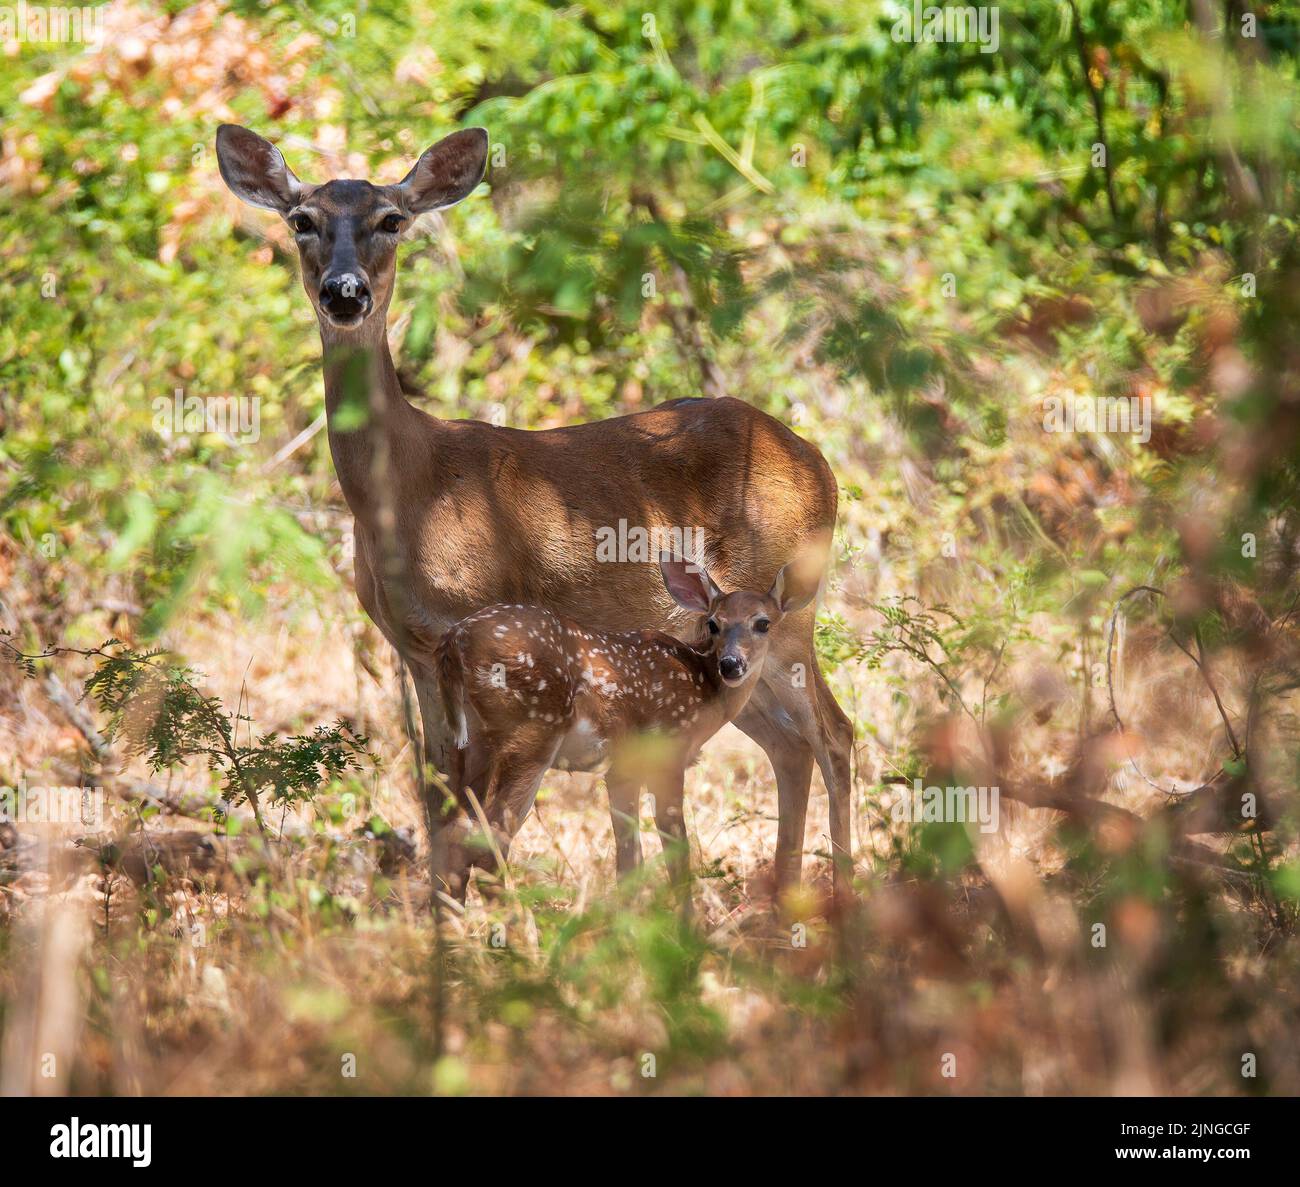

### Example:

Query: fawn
xmin=433 ymin=552 xmax=817 ymax=901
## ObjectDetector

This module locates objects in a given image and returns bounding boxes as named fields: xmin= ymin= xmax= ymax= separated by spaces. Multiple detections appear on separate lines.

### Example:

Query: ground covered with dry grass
xmin=3 ymin=543 xmax=1299 ymax=1096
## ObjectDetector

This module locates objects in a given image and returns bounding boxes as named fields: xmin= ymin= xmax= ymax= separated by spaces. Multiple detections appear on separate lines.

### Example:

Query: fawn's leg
xmin=472 ymin=730 xmax=560 ymax=896
xmin=490 ymin=743 xmax=560 ymax=855
xmin=605 ymin=764 xmax=643 ymax=879
xmin=649 ymin=764 xmax=691 ymax=913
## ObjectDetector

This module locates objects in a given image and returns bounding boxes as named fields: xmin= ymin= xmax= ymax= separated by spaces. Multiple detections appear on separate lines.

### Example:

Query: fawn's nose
xmin=719 ymin=654 xmax=746 ymax=683
xmin=319 ymin=272 xmax=372 ymax=323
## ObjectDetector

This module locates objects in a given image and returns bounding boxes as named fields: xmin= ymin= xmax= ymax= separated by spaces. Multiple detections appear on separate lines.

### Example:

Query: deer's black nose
xmin=319 ymin=272 xmax=372 ymax=322
xmin=719 ymin=654 xmax=745 ymax=682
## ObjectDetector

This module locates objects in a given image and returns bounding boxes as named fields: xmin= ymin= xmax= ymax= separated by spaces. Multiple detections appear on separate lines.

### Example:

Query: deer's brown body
xmin=343 ymin=392 xmax=834 ymax=663
xmin=216 ymin=124 xmax=856 ymax=899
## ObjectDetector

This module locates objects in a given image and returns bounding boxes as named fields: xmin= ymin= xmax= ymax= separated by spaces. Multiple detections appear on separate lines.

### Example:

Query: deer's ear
xmin=399 ymin=128 xmax=489 ymax=214
xmin=768 ymin=560 xmax=820 ymax=615
xmin=216 ymin=125 xmax=302 ymax=213
xmin=659 ymin=552 xmax=720 ymax=614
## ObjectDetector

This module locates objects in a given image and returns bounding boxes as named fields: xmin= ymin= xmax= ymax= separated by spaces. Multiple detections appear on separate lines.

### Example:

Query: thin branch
xmin=1067 ymin=0 xmax=1121 ymax=224
xmin=1105 ymin=585 xmax=1242 ymax=798
xmin=263 ymin=411 xmax=327 ymax=472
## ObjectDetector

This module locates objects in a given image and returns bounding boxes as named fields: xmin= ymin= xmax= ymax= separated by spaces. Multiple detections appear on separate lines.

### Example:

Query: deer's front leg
xmin=605 ymin=767 xmax=643 ymax=880
xmin=650 ymin=765 xmax=691 ymax=914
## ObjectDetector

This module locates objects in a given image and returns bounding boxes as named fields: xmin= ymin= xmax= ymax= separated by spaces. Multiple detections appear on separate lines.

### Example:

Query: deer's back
xmin=395 ymin=397 xmax=835 ymax=638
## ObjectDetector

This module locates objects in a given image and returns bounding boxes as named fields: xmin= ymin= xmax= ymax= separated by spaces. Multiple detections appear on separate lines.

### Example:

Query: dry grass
xmin=4 ymin=543 xmax=1298 ymax=1097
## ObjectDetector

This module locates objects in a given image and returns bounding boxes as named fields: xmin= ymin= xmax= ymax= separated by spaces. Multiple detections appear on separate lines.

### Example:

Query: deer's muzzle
xmin=719 ymin=654 xmax=747 ymax=684
xmin=319 ymin=271 xmax=372 ymax=325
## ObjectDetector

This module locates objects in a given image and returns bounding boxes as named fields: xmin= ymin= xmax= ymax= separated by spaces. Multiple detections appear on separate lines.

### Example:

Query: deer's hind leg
xmin=605 ymin=763 xmax=644 ymax=880
xmin=465 ymin=728 xmax=561 ymax=897
xmin=811 ymin=664 xmax=855 ymax=891
xmin=648 ymin=763 xmax=691 ymax=915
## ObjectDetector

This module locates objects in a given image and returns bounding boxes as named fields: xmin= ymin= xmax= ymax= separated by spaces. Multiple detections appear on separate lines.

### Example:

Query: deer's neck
xmin=716 ymin=670 xmax=760 ymax=723
xmin=320 ymin=321 xmax=425 ymax=527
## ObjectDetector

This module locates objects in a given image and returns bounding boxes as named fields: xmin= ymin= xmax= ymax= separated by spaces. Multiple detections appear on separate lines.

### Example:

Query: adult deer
xmin=214 ymin=123 xmax=854 ymax=898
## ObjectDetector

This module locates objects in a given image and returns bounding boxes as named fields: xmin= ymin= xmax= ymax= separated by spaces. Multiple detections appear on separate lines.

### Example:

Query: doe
xmin=434 ymin=552 xmax=816 ymax=901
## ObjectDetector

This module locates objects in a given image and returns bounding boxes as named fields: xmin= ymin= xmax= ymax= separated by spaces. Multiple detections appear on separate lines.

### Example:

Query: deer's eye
xmin=380 ymin=213 xmax=404 ymax=234
xmin=754 ymin=619 xmax=770 ymax=634
xmin=289 ymin=213 xmax=315 ymax=235
xmin=706 ymin=619 xmax=720 ymax=636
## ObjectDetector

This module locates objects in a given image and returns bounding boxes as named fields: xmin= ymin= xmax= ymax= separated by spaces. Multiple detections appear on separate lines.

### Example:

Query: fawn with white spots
xmin=433 ymin=553 xmax=817 ymax=901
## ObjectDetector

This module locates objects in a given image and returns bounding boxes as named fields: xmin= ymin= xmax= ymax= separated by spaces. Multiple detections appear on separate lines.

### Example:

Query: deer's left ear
xmin=767 ymin=561 xmax=820 ymax=615
xmin=215 ymin=125 xmax=303 ymax=214
xmin=659 ymin=552 xmax=721 ymax=614
xmin=399 ymin=127 xmax=489 ymax=214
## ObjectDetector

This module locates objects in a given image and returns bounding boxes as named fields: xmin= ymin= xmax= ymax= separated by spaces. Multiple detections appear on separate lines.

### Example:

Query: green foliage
xmin=863 ymin=594 xmax=1026 ymax=726
xmin=3 ymin=637 xmax=373 ymax=831
xmin=5 ymin=0 xmax=1300 ymax=639
xmin=4 ymin=0 xmax=1300 ymax=1096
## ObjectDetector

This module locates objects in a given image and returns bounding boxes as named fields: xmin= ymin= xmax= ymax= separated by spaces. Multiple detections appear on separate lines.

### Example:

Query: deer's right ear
xmin=399 ymin=127 xmax=489 ymax=214
xmin=767 ymin=560 xmax=820 ymax=615
xmin=659 ymin=552 xmax=720 ymax=614
xmin=215 ymin=125 xmax=302 ymax=214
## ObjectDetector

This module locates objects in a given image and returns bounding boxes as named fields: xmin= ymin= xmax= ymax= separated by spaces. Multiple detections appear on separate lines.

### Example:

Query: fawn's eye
xmin=754 ymin=619 xmax=770 ymax=634
xmin=289 ymin=214 xmax=315 ymax=235
xmin=706 ymin=619 xmax=720 ymax=635
xmin=380 ymin=213 xmax=404 ymax=234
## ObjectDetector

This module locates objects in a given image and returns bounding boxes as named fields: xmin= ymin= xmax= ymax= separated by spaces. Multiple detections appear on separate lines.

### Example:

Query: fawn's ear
xmin=659 ymin=552 xmax=721 ymax=614
xmin=767 ymin=560 xmax=820 ymax=615
xmin=216 ymin=125 xmax=303 ymax=214
xmin=399 ymin=127 xmax=489 ymax=214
